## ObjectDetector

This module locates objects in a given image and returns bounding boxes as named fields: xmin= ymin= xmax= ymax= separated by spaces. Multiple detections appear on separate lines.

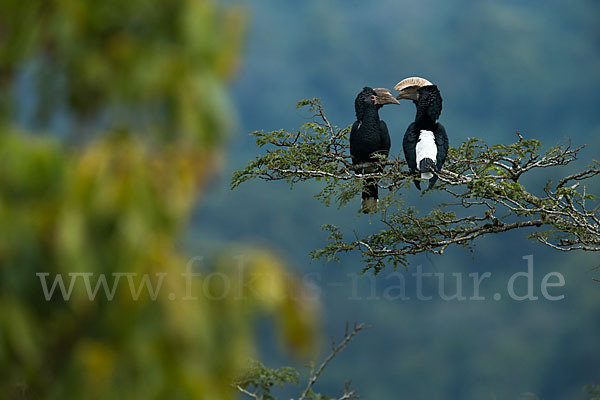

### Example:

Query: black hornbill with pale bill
xmin=395 ymin=77 xmax=449 ymax=190
xmin=350 ymin=87 xmax=399 ymax=213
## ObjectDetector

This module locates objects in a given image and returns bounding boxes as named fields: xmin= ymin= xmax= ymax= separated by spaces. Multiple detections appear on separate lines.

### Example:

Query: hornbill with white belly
xmin=395 ymin=77 xmax=449 ymax=190
xmin=350 ymin=87 xmax=399 ymax=213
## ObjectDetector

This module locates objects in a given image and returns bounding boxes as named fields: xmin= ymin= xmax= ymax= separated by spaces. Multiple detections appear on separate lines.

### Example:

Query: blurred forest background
xmin=1 ymin=0 xmax=599 ymax=399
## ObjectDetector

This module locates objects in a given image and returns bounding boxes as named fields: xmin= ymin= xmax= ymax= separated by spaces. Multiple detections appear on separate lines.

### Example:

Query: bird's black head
xmin=354 ymin=87 xmax=377 ymax=120
xmin=354 ymin=87 xmax=399 ymax=120
xmin=394 ymin=77 xmax=442 ymax=122
xmin=415 ymin=85 xmax=442 ymax=122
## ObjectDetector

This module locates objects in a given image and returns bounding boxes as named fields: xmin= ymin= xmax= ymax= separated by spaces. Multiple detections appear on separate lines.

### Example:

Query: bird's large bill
xmin=373 ymin=88 xmax=400 ymax=105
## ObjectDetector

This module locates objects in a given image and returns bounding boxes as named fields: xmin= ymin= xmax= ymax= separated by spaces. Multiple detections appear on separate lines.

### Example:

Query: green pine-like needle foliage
xmin=233 ymin=99 xmax=600 ymax=274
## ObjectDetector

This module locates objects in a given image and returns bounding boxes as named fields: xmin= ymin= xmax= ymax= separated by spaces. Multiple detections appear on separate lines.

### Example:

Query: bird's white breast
xmin=416 ymin=130 xmax=437 ymax=179
xmin=416 ymin=130 xmax=437 ymax=166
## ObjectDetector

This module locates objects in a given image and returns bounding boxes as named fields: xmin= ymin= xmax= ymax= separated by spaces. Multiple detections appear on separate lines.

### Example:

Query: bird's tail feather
xmin=419 ymin=158 xmax=435 ymax=180
xmin=361 ymin=197 xmax=377 ymax=214
xmin=427 ymin=175 xmax=439 ymax=190
xmin=361 ymin=178 xmax=378 ymax=214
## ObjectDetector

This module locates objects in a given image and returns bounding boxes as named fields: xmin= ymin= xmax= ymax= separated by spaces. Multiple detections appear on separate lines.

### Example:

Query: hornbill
xmin=395 ymin=77 xmax=449 ymax=190
xmin=350 ymin=87 xmax=399 ymax=213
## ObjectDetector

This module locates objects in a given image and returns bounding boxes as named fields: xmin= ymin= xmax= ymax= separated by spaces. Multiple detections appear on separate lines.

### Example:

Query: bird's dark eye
xmin=369 ymin=94 xmax=376 ymax=102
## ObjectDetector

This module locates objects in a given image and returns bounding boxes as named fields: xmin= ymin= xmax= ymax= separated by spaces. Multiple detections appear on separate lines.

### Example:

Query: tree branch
xmin=299 ymin=322 xmax=367 ymax=400
xmin=233 ymin=321 xmax=366 ymax=400
xmin=233 ymin=99 xmax=600 ymax=273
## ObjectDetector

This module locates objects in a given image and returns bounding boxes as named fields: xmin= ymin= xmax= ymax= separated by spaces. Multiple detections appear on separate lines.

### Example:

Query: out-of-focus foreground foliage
xmin=0 ymin=1 xmax=317 ymax=399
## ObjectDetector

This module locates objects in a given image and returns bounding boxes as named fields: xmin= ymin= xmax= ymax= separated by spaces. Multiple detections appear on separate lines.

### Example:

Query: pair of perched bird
xmin=350 ymin=77 xmax=448 ymax=213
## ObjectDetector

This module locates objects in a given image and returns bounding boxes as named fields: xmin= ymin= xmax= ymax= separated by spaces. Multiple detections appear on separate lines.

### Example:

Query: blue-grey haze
xmin=189 ymin=1 xmax=600 ymax=398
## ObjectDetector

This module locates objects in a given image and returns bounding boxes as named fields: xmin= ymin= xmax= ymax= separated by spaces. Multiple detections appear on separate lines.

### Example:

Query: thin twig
xmin=298 ymin=323 xmax=368 ymax=400
xmin=235 ymin=385 xmax=260 ymax=400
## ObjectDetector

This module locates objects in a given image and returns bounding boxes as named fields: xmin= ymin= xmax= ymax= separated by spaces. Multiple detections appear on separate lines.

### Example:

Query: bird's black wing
xmin=349 ymin=120 xmax=361 ymax=165
xmin=434 ymin=122 xmax=449 ymax=171
xmin=402 ymin=122 xmax=418 ymax=174
xmin=379 ymin=120 xmax=391 ymax=156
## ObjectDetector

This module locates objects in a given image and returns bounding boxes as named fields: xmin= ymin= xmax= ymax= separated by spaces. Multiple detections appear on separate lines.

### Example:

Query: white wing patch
xmin=416 ymin=130 xmax=437 ymax=179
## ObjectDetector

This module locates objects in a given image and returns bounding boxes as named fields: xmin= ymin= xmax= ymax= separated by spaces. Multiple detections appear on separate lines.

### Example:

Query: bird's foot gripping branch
xmin=232 ymin=99 xmax=600 ymax=274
